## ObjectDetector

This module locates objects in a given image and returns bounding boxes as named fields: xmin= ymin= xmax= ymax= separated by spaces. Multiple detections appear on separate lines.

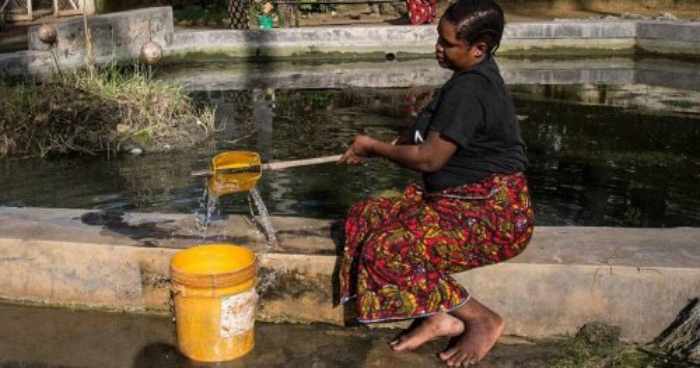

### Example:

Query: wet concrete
xmin=0 ymin=302 xmax=566 ymax=368
xmin=1 ymin=207 xmax=699 ymax=341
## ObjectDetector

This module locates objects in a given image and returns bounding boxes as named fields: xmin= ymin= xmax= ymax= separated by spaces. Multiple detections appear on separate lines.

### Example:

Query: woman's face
xmin=435 ymin=18 xmax=486 ymax=72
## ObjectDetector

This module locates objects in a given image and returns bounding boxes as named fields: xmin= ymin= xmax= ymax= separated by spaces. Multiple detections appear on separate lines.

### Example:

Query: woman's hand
xmin=339 ymin=134 xmax=374 ymax=165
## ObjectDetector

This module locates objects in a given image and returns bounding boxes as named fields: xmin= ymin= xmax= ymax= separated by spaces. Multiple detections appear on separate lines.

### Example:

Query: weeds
xmin=0 ymin=65 xmax=215 ymax=158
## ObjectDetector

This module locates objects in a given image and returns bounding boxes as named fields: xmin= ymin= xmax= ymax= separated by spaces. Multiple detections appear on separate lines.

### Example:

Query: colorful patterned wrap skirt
xmin=339 ymin=172 xmax=534 ymax=323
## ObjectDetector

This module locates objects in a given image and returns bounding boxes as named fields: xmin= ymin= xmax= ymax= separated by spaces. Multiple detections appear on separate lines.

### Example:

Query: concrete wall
xmin=25 ymin=7 xmax=173 ymax=68
xmin=1 ymin=207 xmax=699 ymax=342
xmin=165 ymin=21 xmax=641 ymax=59
xmin=637 ymin=21 xmax=700 ymax=56
xmin=2 ymin=8 xmax=699 ymax=78
xmin=159 ymin=57 xmax=700 ymax=93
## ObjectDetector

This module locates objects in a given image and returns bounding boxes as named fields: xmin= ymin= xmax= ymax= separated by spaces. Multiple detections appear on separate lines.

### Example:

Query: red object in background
xmin=407 ymin=0 xmax=437 ymax=25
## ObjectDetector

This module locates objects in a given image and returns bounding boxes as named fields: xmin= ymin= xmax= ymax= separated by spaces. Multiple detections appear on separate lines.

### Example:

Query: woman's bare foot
xmin=390 ymin=312 xmax=465 ymax=352
xmin=439 ymin=298 xmax=504 ymax=367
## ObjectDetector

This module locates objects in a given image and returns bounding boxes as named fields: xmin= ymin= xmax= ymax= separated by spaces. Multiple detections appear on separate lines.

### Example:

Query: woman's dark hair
xmin=443 ymin=0 xmax=505 ymax=54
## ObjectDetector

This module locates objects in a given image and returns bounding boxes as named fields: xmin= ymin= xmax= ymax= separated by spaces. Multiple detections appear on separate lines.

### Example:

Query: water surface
xmin=1 ymin=63 xmax=699 ymax=227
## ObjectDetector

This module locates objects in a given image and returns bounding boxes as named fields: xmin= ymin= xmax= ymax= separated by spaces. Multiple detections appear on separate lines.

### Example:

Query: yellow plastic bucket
xmin=170 ymin=244 xmax=257 ymax=362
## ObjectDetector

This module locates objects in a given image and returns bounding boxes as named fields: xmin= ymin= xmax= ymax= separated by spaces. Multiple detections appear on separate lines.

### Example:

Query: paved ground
xmin=0 ymin=301 xmax=576 ymax=368
xmin=4 ymin=301 xmax=695 ymax=368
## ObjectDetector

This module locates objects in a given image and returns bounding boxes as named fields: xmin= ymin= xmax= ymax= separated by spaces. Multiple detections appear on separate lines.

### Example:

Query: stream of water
xmin=248 ymin=187 xmax=279 ymax=249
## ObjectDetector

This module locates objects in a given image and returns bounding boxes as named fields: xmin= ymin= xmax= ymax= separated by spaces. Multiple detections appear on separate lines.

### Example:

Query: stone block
xmin=638 ymin=21 xmax=700 ymax=43
xmin=503 ymin=21 xmax=637 ymax=39
xmin=27 ymin=7 xmax=173 ymax=63
xmin=0 ymin=51 xmax=54 ymax=77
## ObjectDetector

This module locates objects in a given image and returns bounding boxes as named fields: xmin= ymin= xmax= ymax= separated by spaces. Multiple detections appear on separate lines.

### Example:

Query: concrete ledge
xmin=504 ymin=21 xmax=637 ymax=39
xmin=159 ymin=57 xmax=700 ymax=98
xmin=2 ymin=10 xmax=699 ymax=77
xmin=166 ymin=22 xmax=641 ymax=59
xmin=637 ymin=21 xmax=700 ymax=43
xmin=0 ymin=207 xmax=698 ymax=342
xmin=0 ymin=238 xmax=174 ymax=313
xmin=162 ymin=57 xmax=641 ymax=91
xmin=0 ymin=51 xmax=54 ymax=77
xmin=637 ymin=21 xmax=700 ymax=56
xmin=456 ymin=263 xmax=700 ymax=341
xmin=168 ymin=25 xmax=437 ymax=58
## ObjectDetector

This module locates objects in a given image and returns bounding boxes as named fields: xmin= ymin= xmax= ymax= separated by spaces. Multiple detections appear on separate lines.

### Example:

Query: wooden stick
xmin=262 ymin=154 xmax=342 ymax=171
xmin=191 ymin=154 xmax=342 ymax=177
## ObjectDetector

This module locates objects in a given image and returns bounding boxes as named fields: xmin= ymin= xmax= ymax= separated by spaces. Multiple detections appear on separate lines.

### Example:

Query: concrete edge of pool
xmin=158 ymin=56 xmax=700 ymax=93
xmin=0 ymin=206 xmax=698 ymax=343
xmin=0 ymin=6 xmax=699 ymax=77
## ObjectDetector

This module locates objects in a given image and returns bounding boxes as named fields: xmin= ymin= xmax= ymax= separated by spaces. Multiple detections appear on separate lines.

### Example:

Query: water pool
xmin=1 ymin=58 xmax=699 ymax=227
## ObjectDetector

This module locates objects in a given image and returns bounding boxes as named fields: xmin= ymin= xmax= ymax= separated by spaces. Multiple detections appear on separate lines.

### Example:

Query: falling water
xmin=194 ymin=181 xmax=278 ymax=248
xmin=195 ymin=184 xmax=219 ymax=238
xmin=248 ymin=187 xmax=279 ymax=249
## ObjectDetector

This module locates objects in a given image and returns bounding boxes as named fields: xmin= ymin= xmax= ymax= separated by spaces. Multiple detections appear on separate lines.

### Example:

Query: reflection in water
xmin=0 ymin=85 xmax=698 ymax=227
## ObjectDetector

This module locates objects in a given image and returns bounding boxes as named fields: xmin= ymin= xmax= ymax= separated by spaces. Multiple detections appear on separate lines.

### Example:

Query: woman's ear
xmin=471 ymin=41 xmax=489 ymax=58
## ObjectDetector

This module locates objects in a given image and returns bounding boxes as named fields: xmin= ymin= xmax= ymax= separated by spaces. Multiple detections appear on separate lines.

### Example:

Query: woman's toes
xmin=439 ymin=347 xmax=458 ymax=361
xmin=448 ymin=351 xmax=466 ymax=366
xmin=462 ymin=354 xmax=477 ymax=366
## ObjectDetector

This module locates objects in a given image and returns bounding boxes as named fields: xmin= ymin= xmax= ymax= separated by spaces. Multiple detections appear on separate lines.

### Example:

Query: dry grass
xmin=0 ymin=66 xmax=215 ymax=158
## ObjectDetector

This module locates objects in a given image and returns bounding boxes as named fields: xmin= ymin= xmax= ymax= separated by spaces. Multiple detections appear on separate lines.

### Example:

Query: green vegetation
xmin=173 ymin=0 xmax=230 ymax=27
xmin=170 ymin=0 xmax=287 ymax=28
xmin=0 ymin=66 xmax=215 ymax=158
xmin=549 ymin=322 xmax=695 ymax=368
xmin=295 ymin=0 xmax=335 ymax=13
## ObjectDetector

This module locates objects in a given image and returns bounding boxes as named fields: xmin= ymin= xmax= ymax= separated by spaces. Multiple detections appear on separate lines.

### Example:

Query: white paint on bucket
xmin=220 ymin=289 xmax=258 ymax=338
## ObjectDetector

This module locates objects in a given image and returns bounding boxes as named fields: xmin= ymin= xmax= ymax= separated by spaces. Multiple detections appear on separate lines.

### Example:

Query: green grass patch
xmin=0 ymin=65 xmax=215 ymax=158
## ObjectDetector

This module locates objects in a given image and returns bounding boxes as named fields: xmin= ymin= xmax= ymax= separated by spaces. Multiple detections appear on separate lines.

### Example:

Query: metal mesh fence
xmin=3 ymin=0 xmax=29 ymax=15
xmin=2 ymin=0 xmax=77 ymax=15
xmin=56 ymin=0 xmax=81 ymax=10
xmin=228 ymin=0 xmax=249 ymax=29
xmin=34 ymin=0 xmax=52 ymax=8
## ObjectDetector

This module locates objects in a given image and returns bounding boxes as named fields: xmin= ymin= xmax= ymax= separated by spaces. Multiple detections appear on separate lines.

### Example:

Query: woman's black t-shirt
xmin=412 ymin=56 xmax=527 ymax=192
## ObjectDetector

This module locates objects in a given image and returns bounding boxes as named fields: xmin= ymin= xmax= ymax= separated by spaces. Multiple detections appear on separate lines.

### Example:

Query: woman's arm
xmin=339 ymin=132 xmax=457 ymax=173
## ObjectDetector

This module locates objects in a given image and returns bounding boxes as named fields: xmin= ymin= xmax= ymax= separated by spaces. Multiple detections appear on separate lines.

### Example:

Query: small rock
xmin=37 ymin=24 xmax=57 ymax=44
xmin=121 ymin=140 xmax=144 ymax=156
xmin=656 ymin=12 xmax=678 ymax=21
xmin=576 ymin=322 xmax=621 ymax=347
xmin=621 ymin=12 xmax=648 ymax=20
xmin=116 ymin=124 xmax=130 ymax=134
xmin=140 ymin=41 xmax=163 ymax=65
